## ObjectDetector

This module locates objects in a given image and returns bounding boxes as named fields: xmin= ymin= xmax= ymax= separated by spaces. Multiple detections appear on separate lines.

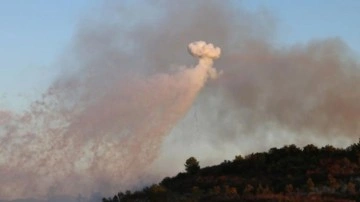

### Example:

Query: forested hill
xmin=103 ymin=140 xmax=360 ymax=202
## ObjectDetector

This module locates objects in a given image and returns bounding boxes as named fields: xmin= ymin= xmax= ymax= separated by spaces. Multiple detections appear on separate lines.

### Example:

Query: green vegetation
xmin=185 ymin=157 xmax=200 ymax=175
xmin=103 ymin=140 xmax=360 ymax=202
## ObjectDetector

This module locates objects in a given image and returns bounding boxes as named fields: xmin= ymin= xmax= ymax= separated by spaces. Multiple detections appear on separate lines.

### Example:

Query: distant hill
xmin=103 ymin=140 xmax=360 ymax=202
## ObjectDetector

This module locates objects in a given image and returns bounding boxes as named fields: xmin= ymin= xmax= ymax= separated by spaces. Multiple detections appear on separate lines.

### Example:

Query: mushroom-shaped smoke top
xmin=188 ymin=41 xmax=221 ymax=79
xmin=188 ymin=41 xmax=221 ymax=59
xmin=188 ymin=41 xmax=221 ymax=66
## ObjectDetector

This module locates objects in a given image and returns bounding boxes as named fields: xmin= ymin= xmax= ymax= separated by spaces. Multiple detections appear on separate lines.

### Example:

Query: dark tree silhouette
xmin=103 ymin=141 xmax=360 ymax=202
xmin=185 ymin=157 xmax=200 ymax=174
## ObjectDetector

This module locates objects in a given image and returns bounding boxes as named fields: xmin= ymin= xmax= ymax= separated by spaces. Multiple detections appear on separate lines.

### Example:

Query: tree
xmin=285 ymin=184 xmax=294 ymax=194
xmin=328 ymin=174 xmax=339 ymax=191
xmin=307 ymin=178 xmax=315 ymax=192
xmin=256 ymin=184 xmax=264 ymax=195
xmin=234 ymin=155 xmax=244 ymax=163
xmin=303 ymin=144 xmax=319 ymax=154
xmin=243 ymin=184 xmax=254 ymax=195
xmin=347 ymin=182 xmax=356 ymax=195
xmin=148 ymin=184 xmax=167 ymax=201
xmin=185 ymin=157 xmax=200 ymax=174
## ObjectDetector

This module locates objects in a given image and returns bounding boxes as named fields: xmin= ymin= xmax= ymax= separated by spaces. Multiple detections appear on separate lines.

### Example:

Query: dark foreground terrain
xmin=103 ymin=140 xmax=360 ymax=202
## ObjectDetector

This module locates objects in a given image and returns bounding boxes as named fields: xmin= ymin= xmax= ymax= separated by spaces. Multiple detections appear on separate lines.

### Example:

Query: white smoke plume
xmin=188 ymin=41 xmax=221 ymax=60
xmin=0 ymin=40 xmax=220 ymax=199
xmin=188 ymin=41 xmax=221 ymax=79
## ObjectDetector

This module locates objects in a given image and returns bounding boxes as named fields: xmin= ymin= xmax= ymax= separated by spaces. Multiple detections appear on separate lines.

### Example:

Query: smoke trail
xmin=1 ymin=0 xmax=360 ymax=200
xmin=0 ymin=40 xmax=220 ymax=199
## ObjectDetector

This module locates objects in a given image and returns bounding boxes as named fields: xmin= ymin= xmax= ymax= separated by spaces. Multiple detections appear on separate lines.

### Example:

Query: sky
xmin=1 ymin=1 xmax=359 ymax=110
xmin=247 ymin=1 xmax=360 ymax=50
xmin=0 ymin=0 xmax=98 ymax=109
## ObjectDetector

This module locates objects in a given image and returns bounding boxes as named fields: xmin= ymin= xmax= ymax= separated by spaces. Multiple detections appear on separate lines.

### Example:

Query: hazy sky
xmin=1 ymin=0 xmax=359 ymax=109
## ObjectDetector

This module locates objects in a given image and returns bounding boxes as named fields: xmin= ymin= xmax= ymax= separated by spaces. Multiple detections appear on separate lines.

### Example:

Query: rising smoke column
xmin=0 ymin=41 xmax=220 ymax=199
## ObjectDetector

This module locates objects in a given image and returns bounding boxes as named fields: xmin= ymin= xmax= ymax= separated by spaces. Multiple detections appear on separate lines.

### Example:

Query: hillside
xmin=103 ymin=140 xmax=360 ymax=202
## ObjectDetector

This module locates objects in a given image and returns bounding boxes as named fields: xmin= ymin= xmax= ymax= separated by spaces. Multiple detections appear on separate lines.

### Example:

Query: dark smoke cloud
xmin=219 ymin=38 xmax=360 ymax=136
xmin=0 ymin=0 xmax=359 ymax=200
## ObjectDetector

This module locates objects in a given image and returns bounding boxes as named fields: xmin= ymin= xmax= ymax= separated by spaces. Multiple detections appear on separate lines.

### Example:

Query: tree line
xmin=103 ymin=140 xmax=360 ymax=201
